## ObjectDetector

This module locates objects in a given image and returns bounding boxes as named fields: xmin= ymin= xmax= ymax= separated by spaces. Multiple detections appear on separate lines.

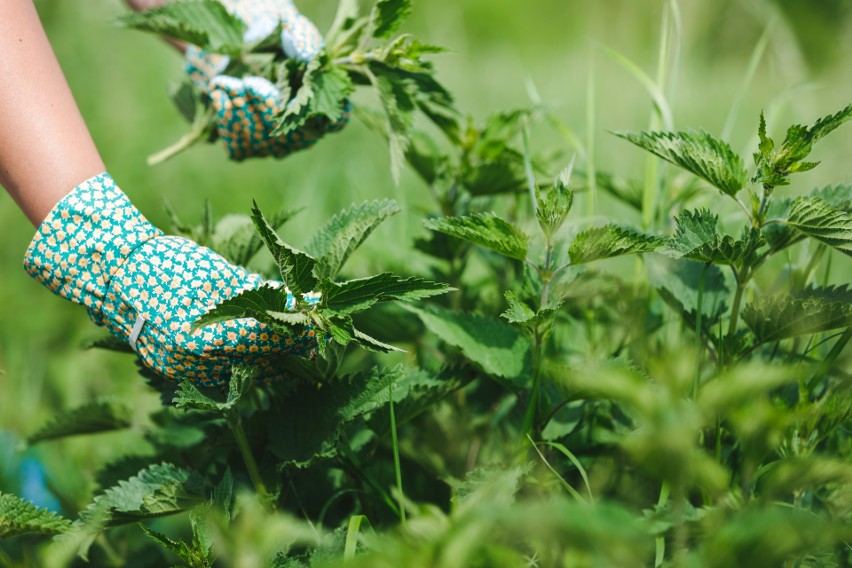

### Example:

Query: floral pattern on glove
xmin=24 ymin=173 xmax=317 ymax=386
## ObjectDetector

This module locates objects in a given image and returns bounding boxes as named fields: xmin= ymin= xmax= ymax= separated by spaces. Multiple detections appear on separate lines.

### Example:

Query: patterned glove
xmin=23 ymin=173 xmax=316 ymax=386
xmin=184 ymin=0 xmax=349 ymax=161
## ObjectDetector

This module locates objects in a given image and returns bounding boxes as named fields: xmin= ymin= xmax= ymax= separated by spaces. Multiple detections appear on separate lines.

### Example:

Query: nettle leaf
xmin=118 ymin=0 xmax=246 ymax=56
xmin=425 ymin=213 xmax=529 ymax=261
xmin=616 ymin=130 xmax=748 ymax=197
xmin=753 ymin=104 xmax=852 ymax=188
xmin=536 ymin=162 xmax=575 ymax=238
xmin=786 ymin=196 xmax=852 ymax=257
xmin=251 ymin=202 xmax=318 ymax=296
xmin=28 ymin=399 xmax=133 ymax=445
xmin=370 ymin=0 xmax=412 ymax=38
xmin=140 ymin=524 xmax=209 ymax=567
xmin=404 ymin=304 xmax=532 ymax=384
xmin=211 ymin=208 xmax=301 ymax=267
xmin=742 ymin=286 xmax=852 ymax=343
xmin=78 ymin=464 xmax=203 ymax=529
xmin=501 ymin=290 xmax=562 ymax=328
xmin=320 ymin=273 xmax=451 ymax=316
xmin=0 ymin=493 xmax=72 ymax=539
xmin=646 ymin=256 xmax=730 ymax=328
xmin=568 ymin=225 xmax=664 ymax=265
xmin=762 ymin=185 xmax=852 ymax=252
xmin=370 ymin=61 xmax=418 ymax=184
xmin=305 ymin=200 xmax=401 ymax=280
xmin=668 ymin=209 xmax=765 ymax=269
xmin=193 ymin=284 xmax=292 ymax=330
xmin=268 ymin=366 xmax=418 ymax=468
xmin=275 ymin=57 xmax=354 ymax=135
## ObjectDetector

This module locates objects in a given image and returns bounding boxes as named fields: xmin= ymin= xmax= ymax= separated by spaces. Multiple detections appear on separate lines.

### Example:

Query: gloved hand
xmin=23 ymin=173 xmax=316 ymax=386
xmin=184 ymin=0 xmax=349 ymax=161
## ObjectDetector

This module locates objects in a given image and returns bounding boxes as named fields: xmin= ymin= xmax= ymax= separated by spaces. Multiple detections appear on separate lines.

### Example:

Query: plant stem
xmin=693 ymin=264 xmax=708 ymax=399
xmin=226 ymin=412 xmax=269 ymax=501
xmin=388 ymin=378 xmax=406 ymax=524
xmin=147 ymin=106 xmax=214 ymax=166
xmin=806 ymin=327 xmax=852 ymax=392
xmin=727 ymin=271 xmax=746 ymax=339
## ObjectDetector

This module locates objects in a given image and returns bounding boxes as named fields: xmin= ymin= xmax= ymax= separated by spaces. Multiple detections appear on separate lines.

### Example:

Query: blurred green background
xmin=1 ymin=0 xmax=850 ymax=513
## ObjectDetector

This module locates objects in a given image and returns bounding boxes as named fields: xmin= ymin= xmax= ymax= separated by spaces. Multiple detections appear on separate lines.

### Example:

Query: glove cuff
xmin=23 ymin=173 xmax=163 ymax=319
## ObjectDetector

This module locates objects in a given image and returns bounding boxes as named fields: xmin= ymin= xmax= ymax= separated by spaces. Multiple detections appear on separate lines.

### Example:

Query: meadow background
xmin=1 ymin=0 xmax=851 ymax=548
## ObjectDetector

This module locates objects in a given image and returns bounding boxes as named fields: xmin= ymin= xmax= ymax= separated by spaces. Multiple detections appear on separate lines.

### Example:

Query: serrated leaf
xmin=0 ymin=493 xmax=72 ymax=539
xmin=668 ymin=209 xmax=765 ymax=269
xmin=172 ymin=380 xmax=227 ymax=413
xmin=267 ymin=311 xmax=311 ymax=326
xmin=78 ymin=464 xmax=203 ymax=529
xmin=193 ymin=284 xmax=292 ymax=330
xmin=268 ymin=366 xmax=417 ymax=467
xmin=28 ymin=399 xmax=133 ymax=445
xmin=536 ymin=160 xmax=575 ymax=238
xmin=118 ymin=0 xmax=246 ymax=55
xmin=305 ymin=200 xmax=400 ymax=280
xmin=352 ymin=328 xmax=406 ymax=353
xmin=425 ymin=213 xmax=529 ymax=261
xmin=646 ymin=256 xmax=730 ymax=328
xmin=139 ymin=524 xmax=207 ymax=566
xmin=403 ymin=304 xmax=532 ymax=383
xmin=742 ymin=286 xmax=852 ymax=342
xmin=321 ymin=273 xmax=451 ymax=316
xmin=502 ymin=290 xmax=537 ymax=324
xmin=786 ymin=196 xmax=852 ymax=257
xmin=753 ymin=104 xmax=852 ymax=188
xmin=371 ymin=0 xmax=412 ymax=38
xmin=370 ymin=62 xmax=417 ymax=184
xmin=251 ymin=202 xmax=318 ymax=296
xmin=568 ymin=225 xmax=664 ymax=265
xmin=616 ymin=130 xmax=748 ymax=197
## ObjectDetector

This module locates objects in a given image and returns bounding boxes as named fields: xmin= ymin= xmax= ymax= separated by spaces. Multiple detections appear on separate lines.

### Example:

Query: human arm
xmin=0 ymin=0 xmax=105 ymax=226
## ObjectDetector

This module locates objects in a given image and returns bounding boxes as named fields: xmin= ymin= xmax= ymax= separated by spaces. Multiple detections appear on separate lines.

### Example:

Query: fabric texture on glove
xmin=24 ymin=173 xmax=316 ymax=386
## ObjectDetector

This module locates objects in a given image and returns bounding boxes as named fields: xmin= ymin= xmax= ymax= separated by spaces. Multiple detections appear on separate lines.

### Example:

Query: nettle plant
xmin=3 ymin=0 xmax=852 ymax=566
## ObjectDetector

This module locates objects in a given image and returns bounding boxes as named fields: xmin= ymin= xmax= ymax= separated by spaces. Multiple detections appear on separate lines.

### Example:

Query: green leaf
xmin=425 ymin=213 xmax=529 ymax=261
xmin=536 ymin=161 xmax=575 ymax=238
xmin=118 ymin=0 xmax=246 ymax=55
xmin=251 ymin=202 xmax=318 ymax=296
xmin=28 ymin=399 xmax=132 ymax=445
xmin=786 ymin=196 xmax=852 ymax=257
xmin=668 ymin=209 xmax=765 ymax=269
xmin=403 ymin=304 xmax=532 ymax=383
xmin=268 ymin=366 xmax=418 ymax=467
xmin=753 ymin=104 xmax=852 ymax=188
xmin=193 ymin=284 xmax=292 ymax=330
xmin=0 ymin=493 xmax=72 ymax=539
xmin=742 ymin=286 xmax=852 ymax=343
xmin=139 ymin=523 xmax=209 ymax=567
xmin=78 ymin=464 xmax=203 ymax=528
xmin=370 ymin=0 xmax=412 ymax=38
xmin=274 ymin=57 xmax=354 ymax=135
xmin=615 ymin=130 xmax=748 ymax=197
xmin=370 ymin=62 xmax=417 ymax=184
xmin=501 ymin=290 xmax=537 ymax=324
xmin=646 ymin=256 xmax=730 ymax=328
xmin=568 ymin=225 xmax=664 ymax=265
xmin=320 ymin=272 xmax=451 ymax=316
xmin=305 ymin=200 xmax=401 ymax=280
xmin=211 ymin=208 xmax=302 ymax=267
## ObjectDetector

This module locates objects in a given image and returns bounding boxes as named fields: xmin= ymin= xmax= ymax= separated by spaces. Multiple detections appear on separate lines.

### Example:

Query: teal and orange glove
xmin=184 ymin=0 xmax=349 ymax=161
xmin=23 ymin=173 xmax=317 ymax=386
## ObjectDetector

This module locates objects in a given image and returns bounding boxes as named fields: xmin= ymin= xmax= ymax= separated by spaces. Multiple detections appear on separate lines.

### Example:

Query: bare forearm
xmin=0 ymin=1 xmax=105 ymax=226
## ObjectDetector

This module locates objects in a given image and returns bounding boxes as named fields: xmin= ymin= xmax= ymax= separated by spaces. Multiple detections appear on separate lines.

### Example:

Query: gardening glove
xmin=184 ymin=0 xmax=349 ymax=161
xmin=23 ymin=173 xmax=318 ymax=386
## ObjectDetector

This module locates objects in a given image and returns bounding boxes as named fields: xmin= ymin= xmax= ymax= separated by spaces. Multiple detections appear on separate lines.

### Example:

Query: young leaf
xmin=139 ymin=524 xmax=210 ymax=567
xmin=742 ymin=286 xmax=852 ymax=343
xmin=568 ymin=225 xmax=664 ymax=265
xmin=370 ymin=0 xmax=413 ymax=38
xmin=320 ymin=273 xmax=451 ymax=316
xmin=251 ymin=202 xmax=318 ymax=295
xmin=0 ymin=493 xmax=72 ymax=539
xmin=424 ymin=213 xmax=529 ymax=261
xmin=28 ymin=399 xmax=133 ymax=445
xmin=305 ymin=200 xmax=401 ymax=280
xmin=403 ymin=304 xmax=532 ymax=384
xmin=193 ymin=284 xmax=292 ymax=330
xmin=786 ymin=196 xmax=852 ymax=257
xmin=536 ymin=161 xmax=575 ymax=239
xmin=615 ymin=130 xmax=748 ymax=197
xmin=118 ymin=0 xmax=246 ymax=56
